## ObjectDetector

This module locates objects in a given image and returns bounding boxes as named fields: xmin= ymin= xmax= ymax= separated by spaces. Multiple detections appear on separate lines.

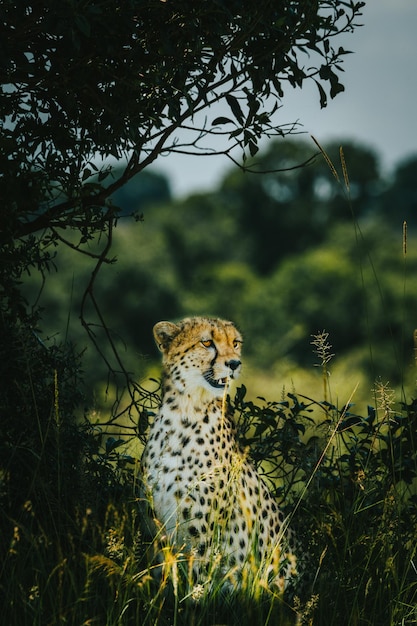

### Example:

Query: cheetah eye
xmin=201 ymin=339 xmax=214 ymax=348
xmin=233 ymin=340 xmax=242 ymax=350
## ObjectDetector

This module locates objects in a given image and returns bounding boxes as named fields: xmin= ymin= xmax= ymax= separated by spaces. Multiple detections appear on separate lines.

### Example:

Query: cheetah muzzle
xmin=141 ymin=316 xmax=299 ymax=594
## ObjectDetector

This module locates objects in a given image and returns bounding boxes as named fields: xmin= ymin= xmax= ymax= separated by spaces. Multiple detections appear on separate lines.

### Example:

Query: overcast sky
xmin=153 ymin=0 xmax=417 ymax=197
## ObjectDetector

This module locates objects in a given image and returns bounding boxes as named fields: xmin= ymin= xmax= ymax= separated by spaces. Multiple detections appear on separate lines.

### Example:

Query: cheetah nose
xmin=226 ymin=359 xmax=241 ymax=372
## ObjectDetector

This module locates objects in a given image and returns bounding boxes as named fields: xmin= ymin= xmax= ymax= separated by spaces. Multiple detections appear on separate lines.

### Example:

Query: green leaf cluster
xmin=228 ymin=385 xmax=417 ymax=624
xmin=0 ymin=0 xmax=364 ymax=243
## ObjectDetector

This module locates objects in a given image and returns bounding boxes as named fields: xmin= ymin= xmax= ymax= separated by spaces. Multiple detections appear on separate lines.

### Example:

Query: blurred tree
xmin=109 ymin=169 xmax=172 ymax=218
xmin=242 ymin=236 xmax=363 ymax=366
xmin=20 ymin=140 xmax=417 ymax=392
xmin=21 ymin=220 xmax=182 ymax=393
xmin=152 ymin=192 xmax=243 ymax=284
xmin=182 ymin=261 xmax=259 ymax=329
xmin=380 ymin=155 xmax=417 ymax=228
xmin=240 ymin=219 xmax=417 ymax=382
xmin=220 ymin=138 xmax=382 ymax=274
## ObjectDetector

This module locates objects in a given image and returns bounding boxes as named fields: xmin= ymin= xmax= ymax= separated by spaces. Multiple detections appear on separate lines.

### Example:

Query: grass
xmin=2 ymin=361 xmax=417 ymax=626
xmin=0 ymin=501 xmax=298 ymax=625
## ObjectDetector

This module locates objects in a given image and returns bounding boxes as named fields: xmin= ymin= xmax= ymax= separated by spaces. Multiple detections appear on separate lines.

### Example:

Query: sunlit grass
xmin=2 ymin=351 xmax=417 ymax=625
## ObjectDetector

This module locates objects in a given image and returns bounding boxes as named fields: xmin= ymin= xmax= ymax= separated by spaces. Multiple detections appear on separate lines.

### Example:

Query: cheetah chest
xmin=142 ymin=394 xmax=291 ymax=575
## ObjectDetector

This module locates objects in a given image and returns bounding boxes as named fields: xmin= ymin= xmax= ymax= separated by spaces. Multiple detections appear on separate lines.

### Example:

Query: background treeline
xmin=23 ymin=137 xmax=417 ymax=409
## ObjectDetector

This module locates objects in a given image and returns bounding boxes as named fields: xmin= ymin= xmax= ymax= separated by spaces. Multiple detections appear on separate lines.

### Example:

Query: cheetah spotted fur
xmin=141 ymin=316 xmax=299 ymax=592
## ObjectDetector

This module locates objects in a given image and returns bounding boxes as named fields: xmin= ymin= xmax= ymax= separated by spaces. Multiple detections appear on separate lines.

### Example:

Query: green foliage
xmin=220 ymin=138 xmax=381 ymax=273
xmin=1 ymin=0 xmax=364 ymax=245
xmin=381 ymin=155 xmax=417 ymax=227
xmin=241 ymin=218 xmax=417 ymax=374
xmin=2 ymin=373 xmax=417 ymax=625
xmin=0 ymin=311 xmax=83 ymax=519
xmin=0 ymin=306 xmax=83 ymax=621
xmin=229 ymin=384 xmax=417 ymax=625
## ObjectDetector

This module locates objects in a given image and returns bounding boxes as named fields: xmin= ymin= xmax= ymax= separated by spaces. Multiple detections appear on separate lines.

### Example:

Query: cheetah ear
xmin=153 ymin=321 xmax=181 ymax=353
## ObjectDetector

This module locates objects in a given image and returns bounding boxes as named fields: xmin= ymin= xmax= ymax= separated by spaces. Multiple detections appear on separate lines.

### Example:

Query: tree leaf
xmin=248 ymin=140 xmax=259 ymax=157
xmin=212 ymin=116 xmax=234 ymax=125
xmin=315 ymin=80 xmax=327 ymax=108
xmin=225 ymin=94 xmax=244 ymax=124
xmin=330 ymin=81 xmax=345 ymax=99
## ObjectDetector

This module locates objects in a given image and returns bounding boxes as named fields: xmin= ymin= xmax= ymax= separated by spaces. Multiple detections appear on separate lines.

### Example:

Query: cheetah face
xmin=154 ymin=317 xmax=242 ymax=396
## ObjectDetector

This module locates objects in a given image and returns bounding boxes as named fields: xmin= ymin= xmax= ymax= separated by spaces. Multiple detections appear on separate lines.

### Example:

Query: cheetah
xmin=141 ymin=316 xmax=299 ymax=592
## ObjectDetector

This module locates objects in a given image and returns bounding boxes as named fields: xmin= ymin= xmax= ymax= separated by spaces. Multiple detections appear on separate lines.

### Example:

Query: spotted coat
xmin=141 ymin=317 xmax=298 ymax=591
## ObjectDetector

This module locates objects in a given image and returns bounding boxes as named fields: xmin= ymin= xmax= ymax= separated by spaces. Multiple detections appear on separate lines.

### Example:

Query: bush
xmin=229 ymin=383 xmax=417 ymax=624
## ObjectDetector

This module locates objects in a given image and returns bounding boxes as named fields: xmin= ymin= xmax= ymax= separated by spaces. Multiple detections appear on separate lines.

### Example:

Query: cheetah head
xmin=153 ymin=316 xmax=242 ymax=396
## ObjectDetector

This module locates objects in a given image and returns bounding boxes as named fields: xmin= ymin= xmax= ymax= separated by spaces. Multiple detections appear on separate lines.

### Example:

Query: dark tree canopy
xmin=0 ymin=0 xmax=364 ymax=245
xmin=220 ymin=138 xmax=380 ymax=273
